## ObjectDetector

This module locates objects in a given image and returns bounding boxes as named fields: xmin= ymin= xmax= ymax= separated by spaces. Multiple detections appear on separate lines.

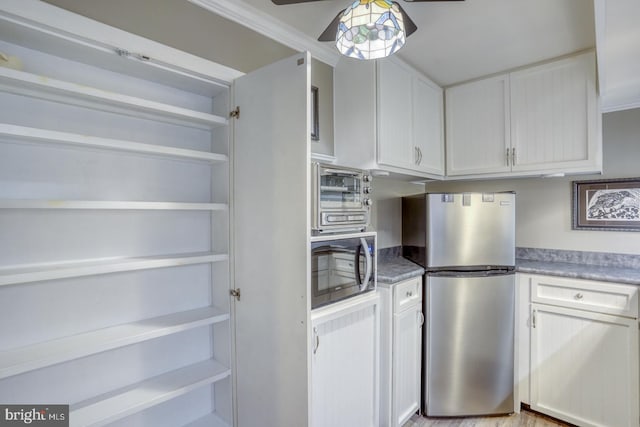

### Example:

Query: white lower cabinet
xmin=380 ymin=277 xmax=423 ymax=427
xmin=522 ymin=274 xmax=639 ymax=427
xmin=311 ymin=293 xmax=380 ymax=427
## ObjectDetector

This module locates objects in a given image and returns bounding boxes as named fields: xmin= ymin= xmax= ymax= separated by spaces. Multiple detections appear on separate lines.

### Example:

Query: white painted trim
xmin=310 ymin=152 xmax=337 ymax=164
xmin=600 ymin=99 xmax=640 ymax=114
xmin=188 ymin=0 xmax=341 ymax=67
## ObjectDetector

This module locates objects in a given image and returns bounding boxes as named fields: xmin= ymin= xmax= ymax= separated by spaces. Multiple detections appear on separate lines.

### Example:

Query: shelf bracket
xmin=230 ymin=288 xmax=241 ymax=301
xmin=229 ymin=107 xmax=240 ymax=120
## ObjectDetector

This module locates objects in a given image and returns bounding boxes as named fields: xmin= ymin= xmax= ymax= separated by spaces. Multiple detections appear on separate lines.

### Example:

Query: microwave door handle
xmin=355 ymin=244 xmax=363 ymax=288
xmin=359 ymin=237 xmax=372 ymax=291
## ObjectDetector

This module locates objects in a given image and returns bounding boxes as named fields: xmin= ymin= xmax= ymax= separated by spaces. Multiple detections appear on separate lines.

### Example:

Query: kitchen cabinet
xmin=446 ymin=51 xmax=601 ymax=178
xmin=379 ymin=277 xmax=423 ymax=427
xmin=0 ymin=1 xmax=237 ymax=425
xmin=524 ymin=274 xmax=639 ymax=427
xmin=310 ymin=292 xmax=380 ymax=427
xmin=334 ymin=57 xmax=444 ymax=179
xmin=445 ymin=74 xmax=511 ymax=176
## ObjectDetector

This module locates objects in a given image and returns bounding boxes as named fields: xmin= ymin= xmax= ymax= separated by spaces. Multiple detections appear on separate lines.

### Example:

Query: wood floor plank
xmin=403 ymin=410 xmax=569 ymax=427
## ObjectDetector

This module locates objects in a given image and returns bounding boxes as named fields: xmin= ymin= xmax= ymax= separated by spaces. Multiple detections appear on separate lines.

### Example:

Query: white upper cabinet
xmin=377 ymin=59 xmax=413 ymax=170
xmin=510 ymin=51 xmax=600 ymax=173
xmin=445 ymin=74 xmax=511 ymax=176
xmin=334 ymin=57 xmax=444 ymax=179
xmin=413 ymin=76 xmax=445 ymax=176
xmin=446 ymin=51 xmax=601 ymax=178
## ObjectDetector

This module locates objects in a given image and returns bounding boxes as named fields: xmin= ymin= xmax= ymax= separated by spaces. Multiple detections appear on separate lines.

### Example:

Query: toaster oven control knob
xmin=363 ymin=198 xmax=373 ymax=207
xmin=363 ymin=187 xmax=371 ymax=194
xmin=363 ymin=174 xmax=371 ymax=183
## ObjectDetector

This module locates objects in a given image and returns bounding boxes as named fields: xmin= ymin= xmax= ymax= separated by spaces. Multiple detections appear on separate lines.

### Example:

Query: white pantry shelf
xmin=0 ymin=124 xmax=228 ymax=163
xmin=0 ymin=200 xmax=227 ymax=211
xmin=0 ymin=67 xmax=228 ymax=130
xmin=0 ymin=252 xmax=228 ymax=287
xmin=70 ymin=359 xmax=231 ymax=427
xmin=184 ymin=412 xmax=229 ymax=427
xmin=0 ymin=306 xmax=229 ymax=380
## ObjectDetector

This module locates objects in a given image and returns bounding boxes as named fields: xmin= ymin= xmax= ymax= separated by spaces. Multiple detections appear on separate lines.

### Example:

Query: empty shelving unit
xmin=0 ymin=1 xmax=241 ymax=425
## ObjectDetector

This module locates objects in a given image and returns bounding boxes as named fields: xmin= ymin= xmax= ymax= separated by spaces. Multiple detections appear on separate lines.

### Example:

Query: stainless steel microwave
xmin=311 ymin=162 xmax=372 ymax=234
xmin=311 ymin=232 xmax=376 ymax=309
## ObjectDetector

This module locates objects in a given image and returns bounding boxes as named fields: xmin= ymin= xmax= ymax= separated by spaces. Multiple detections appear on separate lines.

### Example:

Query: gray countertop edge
xmin=516 ymin=259 xmax=640 ymax=286
xmin=377 ymin=257 xmax=425 ymax=285
xmin=377 ymin=257 xmax=640 ymax=286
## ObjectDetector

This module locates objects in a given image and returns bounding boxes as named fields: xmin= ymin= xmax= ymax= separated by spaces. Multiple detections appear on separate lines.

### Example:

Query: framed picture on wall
xmin=311 ymin=86 xmax=319 ymax=141
xmin=572 ymin=178 xmax=640 ymax=231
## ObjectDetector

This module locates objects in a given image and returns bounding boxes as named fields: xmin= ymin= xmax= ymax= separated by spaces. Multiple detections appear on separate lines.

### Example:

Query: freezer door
xmin=425 ymin=273 xmax=515 ymax=416
xmin=427 ymin=192 xmax=515 ymax=268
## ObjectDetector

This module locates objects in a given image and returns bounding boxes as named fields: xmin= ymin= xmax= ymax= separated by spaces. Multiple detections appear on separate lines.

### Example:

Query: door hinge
xmin=229 ymin=106 xmax=240 ymax=119
xmin=230 ymin=288 xmax=241 ymax=301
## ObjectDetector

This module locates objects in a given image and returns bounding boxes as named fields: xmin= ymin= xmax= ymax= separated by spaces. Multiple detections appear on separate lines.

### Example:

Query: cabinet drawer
xmin=393 ymin=277 xmax=422 ymax=312
xmin=530 ymin=275 xmax=638 ymax=318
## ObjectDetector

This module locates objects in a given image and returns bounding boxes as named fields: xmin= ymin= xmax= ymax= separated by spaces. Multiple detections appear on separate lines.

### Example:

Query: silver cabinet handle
xmin=506 ymin=147 xmax=510 ymax=166
xmin=313 ymin=327 xmax=319 ymax=354
xmin=418 ymin=311 xmax=425 ymax=327
xmin=575 ymin=293 xmax=584 ymax=300
xmin=414 ymin=146 xmax=419 ymax=165
xmin=417 ymin=147 xmax=423 ymax=165
xmin=512 ymin=147 xmax=516 ymax=166
xmin=532 ymin=310 xmax=536 ymax=329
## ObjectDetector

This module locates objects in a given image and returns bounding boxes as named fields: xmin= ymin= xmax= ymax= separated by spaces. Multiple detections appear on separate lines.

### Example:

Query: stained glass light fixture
xmin=336 ymin=0 xmax=406 ymax=60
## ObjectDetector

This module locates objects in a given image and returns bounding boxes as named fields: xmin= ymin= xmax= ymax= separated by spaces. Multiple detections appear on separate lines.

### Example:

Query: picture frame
xmin=311 ymin=85 xmax=319 ymax=141
xmin=572 ymin=177 xmax=640 ymax=231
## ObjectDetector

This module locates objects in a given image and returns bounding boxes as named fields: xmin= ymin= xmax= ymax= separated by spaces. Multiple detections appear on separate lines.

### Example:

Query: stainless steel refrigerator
xmin=402 ymin=192 xmax=516 ymax=417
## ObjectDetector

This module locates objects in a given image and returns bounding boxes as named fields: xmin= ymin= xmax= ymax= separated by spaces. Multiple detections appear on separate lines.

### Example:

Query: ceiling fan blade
xmin=317 ymin=9 xmax=345 ymax=42
xmin=395 ymin=3 xmax=418 ymax=37
xmin=271 ymin=0 xmax=328 ymax=5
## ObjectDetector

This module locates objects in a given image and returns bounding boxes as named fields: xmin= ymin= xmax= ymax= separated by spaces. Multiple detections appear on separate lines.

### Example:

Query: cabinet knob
xmin=575 ymin=293 xmax=584 ymax=300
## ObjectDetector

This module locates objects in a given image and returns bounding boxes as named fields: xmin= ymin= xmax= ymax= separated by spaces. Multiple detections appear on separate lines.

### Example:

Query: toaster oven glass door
xmin=319 ymin=170 xmax=362 ymax=210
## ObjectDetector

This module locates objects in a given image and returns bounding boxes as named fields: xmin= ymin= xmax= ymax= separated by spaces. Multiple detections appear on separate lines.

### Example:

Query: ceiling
xmin=237 ymin=0 xmax=596 ymax=87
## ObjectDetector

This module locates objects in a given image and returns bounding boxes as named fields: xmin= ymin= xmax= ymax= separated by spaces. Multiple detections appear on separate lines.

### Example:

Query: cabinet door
xmin=234 ymin=52 xmax=310 ymax=427
xmin=413 ymin=77 xmax=444 ymax=175
xmin=377 ymin=59 xmax=413 ymax=170
xmin=445 ymin=74 xmax=511 ymax=175
xmin=510 ymin=51 xmax=600 ymax=174
xmin=311 ymin=301 xmax=379 ymax=427
xmin=530 ymin=303 xmax=639 ymax=427
xmin=392 ymin=305 xmax=422 ymax=427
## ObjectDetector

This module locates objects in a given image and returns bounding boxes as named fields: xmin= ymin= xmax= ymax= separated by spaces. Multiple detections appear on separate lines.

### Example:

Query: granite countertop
xmin=516 ymin=259 xmax=640 ymax=286
xmin=377 ymin=257 xmax=425 ymax=284
xmin=376 ymin=248 xmax=640 ymax=286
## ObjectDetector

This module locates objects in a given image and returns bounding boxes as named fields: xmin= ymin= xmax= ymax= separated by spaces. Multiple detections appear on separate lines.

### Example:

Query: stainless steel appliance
xmin=311 ymin=163 xmax=372 ymax=234
xmin=402 ymin=192 xmax=516 ymax=417
xmin=311 ymin=232 xmax=376 ymax=309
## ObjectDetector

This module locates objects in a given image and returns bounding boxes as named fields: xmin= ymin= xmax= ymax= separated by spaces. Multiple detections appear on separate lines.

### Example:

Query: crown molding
xmin=188 ymin=0 xmax=341 ymax=67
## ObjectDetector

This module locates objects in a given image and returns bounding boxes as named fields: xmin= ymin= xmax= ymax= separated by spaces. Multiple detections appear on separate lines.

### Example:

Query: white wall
xmin=427 ymin=108 xmax=640 ymax=255
xmin=370 ymin=178 xmax=425 ymax=249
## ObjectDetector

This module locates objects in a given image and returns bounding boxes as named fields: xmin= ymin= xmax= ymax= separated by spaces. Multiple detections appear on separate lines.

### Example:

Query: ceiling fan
xmin=271 ymin=0 xmax=465 ymax=58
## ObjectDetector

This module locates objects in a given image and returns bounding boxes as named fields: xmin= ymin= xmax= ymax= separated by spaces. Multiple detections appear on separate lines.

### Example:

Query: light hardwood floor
xmin=403 ymin=410 xmax=569 ymax=427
